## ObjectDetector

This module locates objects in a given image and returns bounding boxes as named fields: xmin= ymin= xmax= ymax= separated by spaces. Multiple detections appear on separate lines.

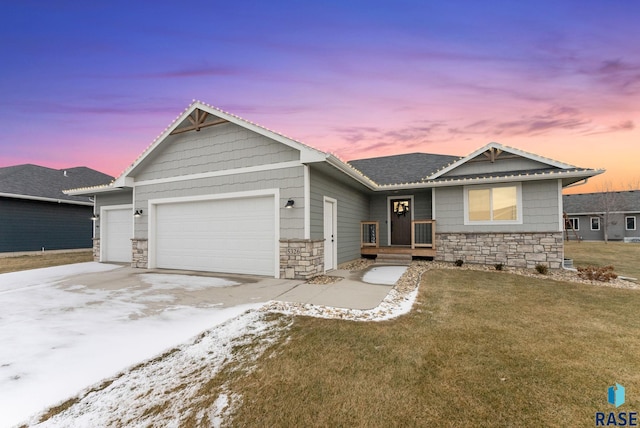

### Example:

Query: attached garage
xmin=151 ymin=194 xmax=277 ymax=276
xmin=101 ymin=206 xmax=133 ymax=263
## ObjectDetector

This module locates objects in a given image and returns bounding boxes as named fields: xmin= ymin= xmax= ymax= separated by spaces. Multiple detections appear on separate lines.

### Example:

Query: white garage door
xmin=155 ymin=196 xmax=276 ymax=276
xmin=102 ymin=208 xmax=132 ymax=263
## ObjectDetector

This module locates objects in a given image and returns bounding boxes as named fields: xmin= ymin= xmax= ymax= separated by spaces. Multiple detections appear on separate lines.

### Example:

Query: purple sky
xmin=1 ymin=0 xmax=638 ymax=192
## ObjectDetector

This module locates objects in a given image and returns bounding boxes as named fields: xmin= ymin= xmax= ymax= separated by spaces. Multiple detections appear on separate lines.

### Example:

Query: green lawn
xmin=565 ymin=241 xmax=640 ymax=280
xmin=226 ymin=269 xmax=640 ymax=427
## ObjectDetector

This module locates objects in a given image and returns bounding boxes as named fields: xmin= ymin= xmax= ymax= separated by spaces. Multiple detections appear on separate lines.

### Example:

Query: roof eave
xmin=0 ymin=192 xmax=93 ymax=206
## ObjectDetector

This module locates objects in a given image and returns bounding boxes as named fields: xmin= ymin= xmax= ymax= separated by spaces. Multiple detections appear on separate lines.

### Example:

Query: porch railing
xmin=411 ymin=220 xmax=436 ymax=248
xmin=360 ymin=220 xmax=436 ymax=249
xmin=361 ymin=221 xmax=379 ymax=247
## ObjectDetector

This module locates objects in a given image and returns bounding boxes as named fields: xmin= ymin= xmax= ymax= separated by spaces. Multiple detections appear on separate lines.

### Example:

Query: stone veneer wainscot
xmin=280 ymin=239 xmax=324 ymax=279
xmin=435 ymin=232 xmax=564 ymax=269
xmin=131 ymin=238 xmax=148 ymax=268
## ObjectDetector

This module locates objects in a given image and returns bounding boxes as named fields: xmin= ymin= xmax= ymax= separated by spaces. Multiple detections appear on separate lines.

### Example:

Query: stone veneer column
xmin=92 ymin=238 xmax=100 ymax=262
xmin=280 ymin=239 xmax=324 ymax=279
xmin=131 ymin=238 xmax=148 ymax=268
xmin=435 ymin=232 xmax=563 ymax=269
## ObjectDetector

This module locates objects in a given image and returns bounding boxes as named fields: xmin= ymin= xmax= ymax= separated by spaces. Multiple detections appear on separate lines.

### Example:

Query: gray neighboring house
xmin=0 ymin=164 xmax=113 ymax=253
xmin=563 ymin=191 xmax=640 ymax=242
xmin=67 ymin=101 xmax=603 ymax=278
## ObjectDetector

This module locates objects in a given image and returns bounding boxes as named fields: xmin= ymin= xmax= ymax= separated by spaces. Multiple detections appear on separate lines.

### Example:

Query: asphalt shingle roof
xmin=348 ymin=153 xmax=461 ymax=185
xmin=0 ymin=164 xmax=113 ymax=204
xmin=563 ymin=191 xmax=640 ymax=214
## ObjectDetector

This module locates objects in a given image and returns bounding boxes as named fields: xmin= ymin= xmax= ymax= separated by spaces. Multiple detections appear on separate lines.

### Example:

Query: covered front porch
xmin=360 ymin=219 xmax=437 ymax=258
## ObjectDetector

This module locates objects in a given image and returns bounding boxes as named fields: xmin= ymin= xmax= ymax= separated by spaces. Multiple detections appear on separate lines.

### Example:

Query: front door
xmin=390 ymin=198 xmax=411 ymax=245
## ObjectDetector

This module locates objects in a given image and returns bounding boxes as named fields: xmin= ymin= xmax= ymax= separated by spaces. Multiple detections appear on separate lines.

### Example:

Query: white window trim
xmin=590 ymin=216 xmax=601 ymax=231
xmin=626 ymin=216 xmax=637 ymax=231
xmin=568 ymin=217 xmax=580 ymax=231
xmin=463 ymin=183 xmax=523 ymax=225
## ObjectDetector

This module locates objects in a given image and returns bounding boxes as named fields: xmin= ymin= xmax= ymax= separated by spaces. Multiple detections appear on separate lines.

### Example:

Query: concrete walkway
xmin=274 ymin=268 xmax=395 ymax=310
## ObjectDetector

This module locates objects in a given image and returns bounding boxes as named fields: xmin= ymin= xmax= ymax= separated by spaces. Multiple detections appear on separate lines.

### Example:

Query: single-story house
xmin=67 ymin=101 xmax=603 ymax=278
xmin=563 ymin=191 xmax=640 ymax=242
xmin=0 ymin=164 xmax=112 ymax=253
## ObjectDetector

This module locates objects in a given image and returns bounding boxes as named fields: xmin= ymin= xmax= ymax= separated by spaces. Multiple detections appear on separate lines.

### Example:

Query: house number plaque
xmin=287 ymin=248 xmax=301 ymax=255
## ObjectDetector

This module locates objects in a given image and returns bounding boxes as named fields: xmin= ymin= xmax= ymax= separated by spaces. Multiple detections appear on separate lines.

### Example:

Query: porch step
xmin=375 ymin=253 xmax=413 ymax=266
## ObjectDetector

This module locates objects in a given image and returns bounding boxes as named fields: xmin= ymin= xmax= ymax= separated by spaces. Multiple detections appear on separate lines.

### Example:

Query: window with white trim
xmin=626 ymin=216 xmax=636 ymax=231
xmin=566 ymin=217 xmax=579 ymax=231
xmin=464 ymin=184 xmax=522 ymax=224
xmin=590 ymin=217 xmax=600 ymax=231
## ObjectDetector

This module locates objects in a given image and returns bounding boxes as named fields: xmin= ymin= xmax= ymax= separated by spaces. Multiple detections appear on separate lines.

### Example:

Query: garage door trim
xmin=99 ymin=204 xmax=133 ymax=263
xmin=147 ymin=189 xmax=280 ymax=277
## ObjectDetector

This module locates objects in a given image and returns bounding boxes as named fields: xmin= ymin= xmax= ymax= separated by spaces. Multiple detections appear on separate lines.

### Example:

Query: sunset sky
xmin=1 ymin=1 xmax=638 ymax=193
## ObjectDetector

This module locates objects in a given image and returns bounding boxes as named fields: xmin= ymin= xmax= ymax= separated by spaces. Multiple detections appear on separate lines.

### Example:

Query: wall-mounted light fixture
xmin=90 ymin=214 xmax=99 ymax=221
xmin=285 ymin=199 xmax=295 ymax=209
xmin=134 ymin=209 xmax=144 ymax=218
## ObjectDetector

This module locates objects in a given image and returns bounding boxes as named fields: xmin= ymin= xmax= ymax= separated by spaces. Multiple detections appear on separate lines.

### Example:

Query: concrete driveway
xmin=0 ymin=263 xmax=304 ymax=427
xmin=58 ymin=265 xmax=306 ymax=315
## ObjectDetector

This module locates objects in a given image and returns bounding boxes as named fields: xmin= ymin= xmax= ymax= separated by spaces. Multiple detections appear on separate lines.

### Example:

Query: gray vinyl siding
xmin=0 ymin=197 xmax=93 ymax=252
xmin=95 ymin=191 xmax=133 ymax=211
xmin=435 ymin=180 xmax=560 ymax=233
xmin=369 ymin=190 xmax=433 ymax=246
xmin=309 ymin=167 xmax=370 ymax=264
xmin=567 ymin=213 xmax=640 ymax=241
xmin=442 ymin=156 xmax=552 ymax=177
xmin=134 ymin=166 xmax=305 ymax=239
xmin=133 ymin=122 xmax=300 ymax=181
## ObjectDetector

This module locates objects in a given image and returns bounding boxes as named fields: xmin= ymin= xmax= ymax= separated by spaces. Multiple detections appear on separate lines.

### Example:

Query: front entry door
xmin=390 ymin=198 xmax=411 ymax=245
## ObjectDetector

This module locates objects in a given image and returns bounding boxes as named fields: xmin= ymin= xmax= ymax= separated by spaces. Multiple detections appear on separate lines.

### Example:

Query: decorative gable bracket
xmin=483 ymin=147 xmax=502 ymax=163
xmin=170 ymin=108 xmax=229 ymax=135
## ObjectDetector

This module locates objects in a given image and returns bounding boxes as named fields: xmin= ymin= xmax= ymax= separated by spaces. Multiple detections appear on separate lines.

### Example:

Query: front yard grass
xmin=227 ymin=269 xmax=640 ymax=427
xmin=565 ymin=241 xmax=640 ymax=280
xmin=0 ymin=250 xmax=93 ymax=274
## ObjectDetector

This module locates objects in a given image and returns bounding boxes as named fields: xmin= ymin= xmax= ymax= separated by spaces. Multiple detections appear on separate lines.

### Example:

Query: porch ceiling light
xmin=134 ymin=209 xmax=144 ymax=218
xmin=285 ymin=199 xmax=295 ymax=209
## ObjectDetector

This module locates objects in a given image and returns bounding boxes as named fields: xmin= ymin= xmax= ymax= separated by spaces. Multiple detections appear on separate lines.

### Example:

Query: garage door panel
xmin=103 ymin=208 xmax=132 ymax=263
xmin=155 ymin=196 xmax=275 ymax=276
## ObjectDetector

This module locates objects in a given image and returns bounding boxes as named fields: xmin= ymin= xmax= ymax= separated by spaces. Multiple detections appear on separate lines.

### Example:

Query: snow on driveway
xmin=362 ymin=266 xmax=408 ymax=285
xmin=0 ymin=263 xmax=260 ymax=428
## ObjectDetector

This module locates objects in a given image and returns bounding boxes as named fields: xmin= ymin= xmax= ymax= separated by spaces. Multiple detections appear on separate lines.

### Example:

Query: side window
xmin=566 ymin=218 xmax=579 ymax=230
xmin=590 ymin=217 xmax=600 ymax=231
xmin=626 ymin=216 xmax=636 ymax=231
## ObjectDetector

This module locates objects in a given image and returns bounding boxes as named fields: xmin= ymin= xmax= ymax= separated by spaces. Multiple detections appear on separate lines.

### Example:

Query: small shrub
xmin=454 ymin=259 xmax=464 ymax=267
xmin=577 ymin=265 xmax=618 ymax=282
xmin=494 ymin=263 xmax=504 ymax=271
xmin=535 ymin=264 xmax=548 ymax=275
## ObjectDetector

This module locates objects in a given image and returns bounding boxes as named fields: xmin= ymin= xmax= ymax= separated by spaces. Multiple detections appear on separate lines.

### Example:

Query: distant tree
xmin=595 ymin=182 xmax=622 ymax=244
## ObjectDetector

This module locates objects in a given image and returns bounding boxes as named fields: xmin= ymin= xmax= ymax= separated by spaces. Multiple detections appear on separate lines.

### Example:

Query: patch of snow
xmin=362 ymin=266 xmax=408 ymax=285
xmin=0 ymin=264 xmax=257 ymax=428
xmin=27 ymin=311 xmax=287 ymax=428
xmin=139 ymin=274 xmax=239 ymax=290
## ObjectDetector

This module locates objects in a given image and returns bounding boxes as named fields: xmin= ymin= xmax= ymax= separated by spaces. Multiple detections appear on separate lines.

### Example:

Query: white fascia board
xmin=0 ymin=192 xmax=94 ymax=206
xmin=377 ymin=169 xmax=605 ymax=191
xmin=64 ymin=183 xmax=132 ymax=196
xmin=428 ymin=142 xmax=581 ymax=180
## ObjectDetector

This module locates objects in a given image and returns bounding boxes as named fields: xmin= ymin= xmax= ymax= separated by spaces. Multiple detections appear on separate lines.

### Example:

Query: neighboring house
xmin=563 ymin=191 xmax=640 ymax=242
xmin=67 ymin=101 xmax=603 ymax=278
xmin=0 ymin=164 xmax=113 ymax=253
